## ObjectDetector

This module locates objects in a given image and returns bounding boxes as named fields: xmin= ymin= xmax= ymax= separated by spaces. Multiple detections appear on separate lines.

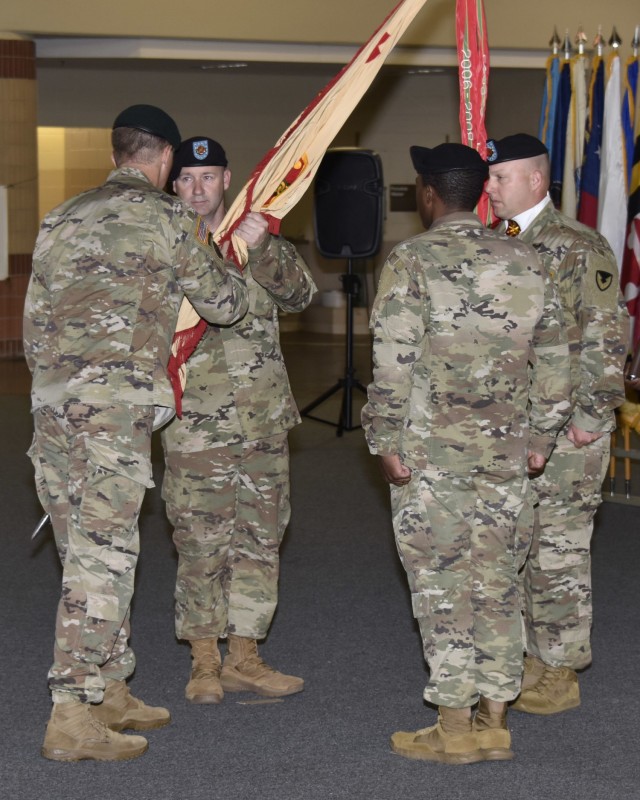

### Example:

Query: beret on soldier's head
xmin=112 ymin=104 xmax=181 ymax=151
xmin=169 ymin=137 xmax=228 ymax=182
xmin=410 ymin=143 xmax=489 ymax=177
xmin=485 ymin=133 xmax=548 ymax=164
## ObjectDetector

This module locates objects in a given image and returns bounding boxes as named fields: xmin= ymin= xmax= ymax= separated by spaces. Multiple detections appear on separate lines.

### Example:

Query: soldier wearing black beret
xmin=362 ymin=141 xmax=571 ymax=764
xmin=485 ymin=136 xmax=628 ymax=719
xmin=168 ymin=137 xmax=231 ymax=234
xmin=162 ymin=135 xmax=315 ymax=706
xmin=28 ymin=106 xmax=248 ymax=763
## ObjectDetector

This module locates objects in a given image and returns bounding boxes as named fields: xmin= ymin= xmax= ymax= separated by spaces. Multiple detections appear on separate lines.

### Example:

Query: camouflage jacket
xmin=520 ymin=202 xmax=628 ymax=433
xmin=362 ymin=212 xmax=571 ymax=473
xmin=24 ymin=167 xmax=248 ymax=412
xmin=162 ymin=235 xmax=316 ymax=450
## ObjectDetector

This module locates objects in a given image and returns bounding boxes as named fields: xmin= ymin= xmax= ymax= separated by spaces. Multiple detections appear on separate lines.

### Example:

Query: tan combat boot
xmin=41 ymin=700 xmax=148 ymax=762
xmin=473 ymin=697 xmax=513 ymax=761
xmin=511 ymin=664 xmax=580 ymax=715
xmin=390 ymin=706 xmax=484 ymax=765
xmin=220 ymin=635 xmax=304 ymax=697
xmin=91 ymin=680 xmax=171 ymax=731
xmin=519 ymin=655 xmax=546 ymax=693
xmin=185 ymin=638 xmax=224 ymax=704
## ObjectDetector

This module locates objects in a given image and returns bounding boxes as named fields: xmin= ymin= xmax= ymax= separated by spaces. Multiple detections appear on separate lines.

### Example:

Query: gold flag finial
xmin=562 ymin=29 xmax=573 ymax=60
xmin=593 ymin=27 xmax=605 ymax=57
xmin=575 ymin=26 xmax=587 ymax=55
xmin=549 ymin=27 xmax=561 ymax=55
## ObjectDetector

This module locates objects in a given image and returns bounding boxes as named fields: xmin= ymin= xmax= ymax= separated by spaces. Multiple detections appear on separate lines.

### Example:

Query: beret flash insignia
xmin=192 ymin=140 xmax=209 ymax=160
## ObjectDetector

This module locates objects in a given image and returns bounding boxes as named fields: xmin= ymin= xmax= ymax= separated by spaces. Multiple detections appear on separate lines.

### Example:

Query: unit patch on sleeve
xmin=596 ymin=270 xmax=613 ymax=291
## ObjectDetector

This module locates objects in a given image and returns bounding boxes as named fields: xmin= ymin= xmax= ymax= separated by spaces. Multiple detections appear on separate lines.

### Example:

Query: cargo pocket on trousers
xmin=79 ymin=438 xmax=154 ymax=622
xmin=83 ymin=437 xmax=154 ymax=490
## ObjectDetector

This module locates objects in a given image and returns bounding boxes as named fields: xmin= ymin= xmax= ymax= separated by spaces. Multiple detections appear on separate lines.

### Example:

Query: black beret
xmin=486 ymin=134 xmax=548 ymax=164
xmin=169 ymin=137 xmax=228 ymax=182
xmin=112 ymin=104 xmax=181 ymax=151
xmin=410 ymin=143 xmax=488 ymax=177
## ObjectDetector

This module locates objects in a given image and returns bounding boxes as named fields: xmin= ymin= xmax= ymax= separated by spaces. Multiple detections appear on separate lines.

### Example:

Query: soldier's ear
xmin=530 ymin=169 xmax=543 ymax=192
xmin=424 ymin=183 xmax=435 ymax=206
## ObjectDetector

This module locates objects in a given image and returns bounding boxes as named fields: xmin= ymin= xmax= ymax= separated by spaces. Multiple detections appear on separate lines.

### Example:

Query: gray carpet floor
xmin=1 ymin=341 xmax=639 ymax=799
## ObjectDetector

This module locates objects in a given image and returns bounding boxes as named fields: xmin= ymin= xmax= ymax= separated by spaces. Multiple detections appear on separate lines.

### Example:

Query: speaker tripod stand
xmin=301 ymin=258 xmax=368 ymax=436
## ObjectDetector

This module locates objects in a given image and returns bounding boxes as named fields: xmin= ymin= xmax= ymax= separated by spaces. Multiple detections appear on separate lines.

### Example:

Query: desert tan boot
xmin=91 ymin=680 xmax=171 ymax=731
xmin=41 ymin=700 xmax=148 ymax=762
xmin=473 ymin=697 xmax=513 ymax=761
xmin=185 ymin=638 xmax=224 ymax=704
xmin=391 ymin=707 xmax=483 ymax=765
xmin=220 ymin=635 xmax=304 ymax=697
xmin=520 ymin=655 xmax=546 ymax=693
xmin=511 ymin=665 xmax=580 ymax=715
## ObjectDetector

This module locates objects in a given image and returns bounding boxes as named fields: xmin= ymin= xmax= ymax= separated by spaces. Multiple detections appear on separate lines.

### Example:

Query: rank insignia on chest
xmin=195 ymin=216 xmax=209 ymax=246
xmin=596 ymin=270 xmax=613 ymax=291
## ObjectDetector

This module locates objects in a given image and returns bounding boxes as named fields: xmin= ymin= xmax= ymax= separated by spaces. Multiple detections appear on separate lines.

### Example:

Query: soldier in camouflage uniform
xmin=361 ymin=143 xmax=571 ymax=764
xmin=161 ymin=137 xmax=316 ymax=703
xmin=24 ymin=108 xmax=248 ymax=762
xmin=485 ymin=133 xmax=628 ymax=715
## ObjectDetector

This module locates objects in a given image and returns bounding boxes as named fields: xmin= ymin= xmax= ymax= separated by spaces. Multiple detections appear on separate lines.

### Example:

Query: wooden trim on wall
xmin=0 ymin=39 xmax=35 ymax=80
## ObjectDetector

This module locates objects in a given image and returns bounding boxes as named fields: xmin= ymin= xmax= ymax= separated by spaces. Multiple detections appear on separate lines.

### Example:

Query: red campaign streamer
xmin=456 ymin=0 xmax=492 ymax=224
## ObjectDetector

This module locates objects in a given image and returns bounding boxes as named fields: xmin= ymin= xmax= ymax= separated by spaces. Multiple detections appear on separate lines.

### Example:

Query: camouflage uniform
xmin=24 ymin=166 xmax=248 ymax=703
xmin=362 ymin=211 xmax=571 ymax=707
xmin=161 ymin=235 xmax=316 ymax=640
xmin=516 ymin=202 xmax=628 ymax=670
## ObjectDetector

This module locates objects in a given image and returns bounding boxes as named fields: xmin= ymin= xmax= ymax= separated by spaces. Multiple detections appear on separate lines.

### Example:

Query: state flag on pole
xmin=577 ymin=55 xmax=605 ymax=227
xmin=538 ymin=53 xmax=561 ymax=160
xmin=621 ymin=135 xmax=640 ymax=348
xmin=549 ymin=59 xmax=572 ymax=208
xmin=622 ymin=55 xmax=638 ymax=190
xmin=597 ymin=51 xmax=628 ymax=270
xmin=561 ymin=54 xmax=588 ymax=218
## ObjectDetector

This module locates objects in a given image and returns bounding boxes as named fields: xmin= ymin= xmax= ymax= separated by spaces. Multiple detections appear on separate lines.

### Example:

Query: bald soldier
xmin=161 ymin=137 xmax=316 ymax=703
xmin=24 ymin=107 xmax=248 ymax=762
xmin=485 ymin=134 xmax=628 ymax=715
xmin=362 ymin=143 xmax=570 ymax=764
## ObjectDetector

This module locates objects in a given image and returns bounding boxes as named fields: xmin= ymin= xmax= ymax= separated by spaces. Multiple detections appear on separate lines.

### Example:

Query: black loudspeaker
xmin=314 ymin=148 xmax=384 ymax=259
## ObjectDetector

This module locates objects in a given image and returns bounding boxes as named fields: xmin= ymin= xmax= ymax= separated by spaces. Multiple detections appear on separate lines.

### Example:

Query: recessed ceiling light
xmin=199 ymin=62 xmax=248 ymax=70
xmin=406 ymin=67 xmax=446 ymax=74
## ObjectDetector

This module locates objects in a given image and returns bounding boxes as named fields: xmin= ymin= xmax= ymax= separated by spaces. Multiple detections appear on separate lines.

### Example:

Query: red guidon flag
xmin=169 ymin=0 xmax=430 ymax=412
xmin=455 ymin=0 xmax=491 ymax=224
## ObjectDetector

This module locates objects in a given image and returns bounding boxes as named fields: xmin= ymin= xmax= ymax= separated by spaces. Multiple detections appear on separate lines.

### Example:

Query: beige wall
xmin=2 ymin=1 xmax=639 ymax=55
xmin=37 ymin=128 xmax=111 ymax=220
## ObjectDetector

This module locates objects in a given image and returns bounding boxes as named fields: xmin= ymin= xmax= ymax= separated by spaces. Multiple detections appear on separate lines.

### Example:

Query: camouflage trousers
xmin=390 ymin=467 xmax=528 ymax=707
xmin=162 ymin=433 xmax=290 ymax=641
xmin=517 ymin=433 xmax=610 ymax=670
xmin=29 ymin=403 xmax=154 ymax=703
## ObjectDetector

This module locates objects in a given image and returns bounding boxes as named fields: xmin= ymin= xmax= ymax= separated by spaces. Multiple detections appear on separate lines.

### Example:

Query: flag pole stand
xmin=300 ymin=257 xmax=368 ymax=436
